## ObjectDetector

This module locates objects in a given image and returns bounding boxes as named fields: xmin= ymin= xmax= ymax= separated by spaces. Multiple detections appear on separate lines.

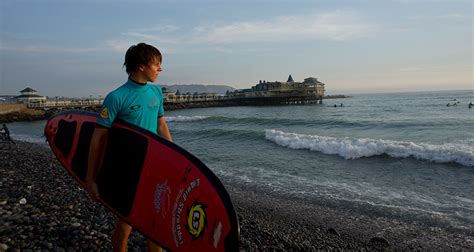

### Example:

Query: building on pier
xmin=15 ymin=87 xmax=47 ymax=105
xmin=226 ymin=75 xmax=325 ymax=105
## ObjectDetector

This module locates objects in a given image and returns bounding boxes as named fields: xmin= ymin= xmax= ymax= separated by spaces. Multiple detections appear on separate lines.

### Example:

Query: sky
xmin=0 ymin=0 xmax=472 ymax=97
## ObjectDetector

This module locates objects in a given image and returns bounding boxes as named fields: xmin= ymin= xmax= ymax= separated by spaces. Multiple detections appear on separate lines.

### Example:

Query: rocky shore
xmin=1 ymin=142 xmax=473 ymax=251
xmin=0 ymin=104 xmax=223 ymax=123
xmin=0 ymin=111 xmax=49 ymax=123
xmin=0 ymin=104 xmax=228 ymax=123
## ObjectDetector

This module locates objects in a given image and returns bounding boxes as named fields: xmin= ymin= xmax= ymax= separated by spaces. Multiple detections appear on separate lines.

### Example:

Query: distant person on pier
xmin=469 ymin=102 xmax=473 ymax=109
xmin=86 ymin=42 xmax=171 ymax=252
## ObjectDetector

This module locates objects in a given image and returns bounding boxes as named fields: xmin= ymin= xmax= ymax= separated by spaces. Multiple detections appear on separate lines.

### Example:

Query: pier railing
xmin=27 ymin=99 xmax=103 ymax=109
xmin=26 ymin=93 xmax=324 ymax=111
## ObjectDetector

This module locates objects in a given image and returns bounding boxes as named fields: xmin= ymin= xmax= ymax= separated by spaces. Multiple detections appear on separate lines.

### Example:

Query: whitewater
xmin=264 ymin=129 xmax=474 ymax=166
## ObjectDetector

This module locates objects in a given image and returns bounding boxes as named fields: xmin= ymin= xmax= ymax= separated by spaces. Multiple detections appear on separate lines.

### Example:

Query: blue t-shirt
xmin=97 ymin=79 xmax=165 ymax=134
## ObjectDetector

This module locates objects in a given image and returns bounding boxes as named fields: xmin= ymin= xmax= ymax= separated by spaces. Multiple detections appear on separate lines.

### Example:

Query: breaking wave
xmin=265 ymin=129 xmax=474 ymax=166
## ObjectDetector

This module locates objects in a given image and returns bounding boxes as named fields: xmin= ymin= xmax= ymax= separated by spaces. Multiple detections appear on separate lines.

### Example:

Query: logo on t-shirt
xmin=100 ymin=107 xmax=109 ymax=119
xmin=130 ymin=104 xmax=142 ymax=111
xmin=149 ymin=98 xmax=159 ymax=107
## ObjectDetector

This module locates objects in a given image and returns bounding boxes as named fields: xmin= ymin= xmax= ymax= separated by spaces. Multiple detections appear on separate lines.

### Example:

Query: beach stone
xmin=292 ymin=244 xmax=302 ymax=250
xmin=53 ymin=247 xmax=66 ymax=252
xmin=98 ymin=232 xmax=108 ymax=238
xmin=0 ymin=243 xmax=8 ymax=251
xmin=370 ymin=237 xmax=389 ymax=245
xmin=45 ymin=242 xmax=53 ymax=249
xmin=0 ymin=224 xmax=9 ymax=234
xmin=327 ymin=228 xmax=340 ymax=237
xmin=71 ymin=222 xmax=81 ymax=228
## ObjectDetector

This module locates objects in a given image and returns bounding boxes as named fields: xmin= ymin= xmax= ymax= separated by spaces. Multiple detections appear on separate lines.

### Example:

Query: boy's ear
xmin=137 ymin=64 xmax=145 ymax=72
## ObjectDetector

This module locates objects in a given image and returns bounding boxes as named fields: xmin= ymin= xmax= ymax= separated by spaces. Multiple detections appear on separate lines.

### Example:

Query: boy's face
xmin=142 ymin=58 xmax=162 ymax=83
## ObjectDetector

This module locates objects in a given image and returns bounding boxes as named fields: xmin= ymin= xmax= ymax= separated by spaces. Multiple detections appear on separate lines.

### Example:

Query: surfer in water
xmin=86 ymin=43 xmax=172 ymax=252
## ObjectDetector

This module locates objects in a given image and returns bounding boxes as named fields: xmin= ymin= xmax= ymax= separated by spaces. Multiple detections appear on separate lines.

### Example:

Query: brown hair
xmin=123 ymin=43 xmax=162 ymax=74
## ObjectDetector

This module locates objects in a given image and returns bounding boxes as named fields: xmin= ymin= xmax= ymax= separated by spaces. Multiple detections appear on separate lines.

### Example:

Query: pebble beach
xmin=1 ymin=142 xmax=473 ymax=251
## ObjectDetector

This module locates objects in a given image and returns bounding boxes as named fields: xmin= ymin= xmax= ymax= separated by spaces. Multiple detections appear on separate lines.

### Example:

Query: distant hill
xmin=161 ymin=84 xmax=236 ymax=95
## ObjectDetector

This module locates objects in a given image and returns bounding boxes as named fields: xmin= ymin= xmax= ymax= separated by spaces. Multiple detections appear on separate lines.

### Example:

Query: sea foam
xmin=10 ymin=134 xmax=47 ymax=145
xmin=166 ymin=116 xmax=209 ymax=122
xmin=265 ymin=129 xmax=474 ymax=166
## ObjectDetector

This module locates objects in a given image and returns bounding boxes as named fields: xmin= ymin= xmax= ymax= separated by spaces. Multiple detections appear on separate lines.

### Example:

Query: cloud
xmin=103 ymin=40 xmax=135 ymax=52
xmin=399 ymin=65 xmax=448 ymax=72
xmin=436 ymin=14 xmax=466 ymax=19
xmin=407 ymin=13 xmax=467 ymax=21
xmin=104 ymin=38 xmax=178 ymax=54
xmin=192 ymin=11 xmax=374 ymax=43
xmin=110 ymin=10 xmax=374 ymax=49
xmin=120 ymin=32 xmax=180 ymax=44
xmin=0 ymin=45 xmax=99 ymax=53
xmin=214 ymin=47 xmax=234 ymax=54
xmin=134 ymin=25 xmax=181 ymax=33
xmin=2 ymin=11 xmax=374 ymax=55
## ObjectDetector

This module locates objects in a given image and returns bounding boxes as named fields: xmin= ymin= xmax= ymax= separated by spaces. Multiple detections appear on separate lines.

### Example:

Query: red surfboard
xmin=44 ymin=110 xmax=240 ymax=251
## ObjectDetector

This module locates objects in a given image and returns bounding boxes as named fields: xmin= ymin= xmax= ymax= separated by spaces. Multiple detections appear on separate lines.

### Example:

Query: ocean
xmin=5 ymin=89 xmax=474 ymax=235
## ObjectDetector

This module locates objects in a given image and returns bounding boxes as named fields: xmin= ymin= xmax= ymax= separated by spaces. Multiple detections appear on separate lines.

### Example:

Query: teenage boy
xmin=86 ymin=42 xmax=171 ymax=252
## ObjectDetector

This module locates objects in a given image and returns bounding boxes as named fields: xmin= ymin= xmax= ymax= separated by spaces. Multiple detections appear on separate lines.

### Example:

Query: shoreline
xmin=1 ymin=142 xmax=473 ymax=250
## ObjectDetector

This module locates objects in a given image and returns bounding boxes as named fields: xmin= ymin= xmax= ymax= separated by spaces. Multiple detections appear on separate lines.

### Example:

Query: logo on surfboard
xmin=186 ymin=201 xmax=207 ymax=240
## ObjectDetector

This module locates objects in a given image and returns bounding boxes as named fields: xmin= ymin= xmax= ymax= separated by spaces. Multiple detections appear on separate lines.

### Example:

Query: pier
xmin=10 ymin=74 xmax=326 ymax=112
xmin=24 ymin=94 xmax=323 ymax=112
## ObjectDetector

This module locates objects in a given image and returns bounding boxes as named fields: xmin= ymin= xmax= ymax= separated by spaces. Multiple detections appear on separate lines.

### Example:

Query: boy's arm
xmin=157 ymin=116 xmax=172 ymax=142
xmin=86 ymin=126 xmax=109 ymax=201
